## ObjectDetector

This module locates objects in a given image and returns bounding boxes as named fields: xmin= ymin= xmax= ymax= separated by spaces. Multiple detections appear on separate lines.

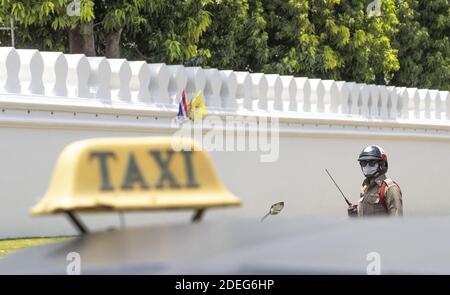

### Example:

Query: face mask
xmin=362 ymin=163 xmax=378 ymax=177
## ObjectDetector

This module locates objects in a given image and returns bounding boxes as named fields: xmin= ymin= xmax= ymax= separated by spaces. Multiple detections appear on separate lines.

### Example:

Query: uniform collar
xmin=363 ymin=173 xmax=386 ymax=187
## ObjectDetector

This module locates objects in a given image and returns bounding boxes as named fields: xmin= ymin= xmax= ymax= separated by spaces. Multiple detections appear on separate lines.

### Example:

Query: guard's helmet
xmin=358 ymin=145 xmax=388 ymax=175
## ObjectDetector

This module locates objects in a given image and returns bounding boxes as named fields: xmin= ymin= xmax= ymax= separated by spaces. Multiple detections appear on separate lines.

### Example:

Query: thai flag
xmin=176 ymin=90 xmax=189 ymax=122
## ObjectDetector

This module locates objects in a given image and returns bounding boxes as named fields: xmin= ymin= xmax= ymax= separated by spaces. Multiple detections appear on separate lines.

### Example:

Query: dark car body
xmin=1 ymin=216 xmax=449 ymax=275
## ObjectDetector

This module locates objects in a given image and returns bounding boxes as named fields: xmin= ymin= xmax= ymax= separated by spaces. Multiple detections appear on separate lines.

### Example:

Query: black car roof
xmin=1 ymin=216 xmax=450 ymax=274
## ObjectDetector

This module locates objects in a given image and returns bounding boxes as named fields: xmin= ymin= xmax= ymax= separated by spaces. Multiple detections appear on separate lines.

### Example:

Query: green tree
xmin=331 ymin=0 xmax=400 ymax=84
xmin=0 ymin=0 xmax=448 ymax=90
xmin=92 ymin=0 xmax=148 ymax=58
xmin=259 ymin=0 xmax=313 ymax=75
xmin=122 ymin=0 xmax=212 ymax=63
xmin=0 ymin=0 xmax=95 ymax=54
xmin=257 ymin=0 xmax=400 ymax=83
xmin=1 ymin=0 xmax=160 ymax=58
xmin=392 ymin=0 xmax=449 ymax=90
xmin=199 ymin=0 xmax=401 ymax=84
xmin=0 ymin=1 xmax=68 ymax=51
xmin=199 ymin=0 xmax=269 ymax=71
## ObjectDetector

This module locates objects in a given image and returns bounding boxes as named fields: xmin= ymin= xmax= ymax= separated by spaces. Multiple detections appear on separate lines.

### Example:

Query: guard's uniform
xmin=357 ymin=173 xmax=402 ymax=216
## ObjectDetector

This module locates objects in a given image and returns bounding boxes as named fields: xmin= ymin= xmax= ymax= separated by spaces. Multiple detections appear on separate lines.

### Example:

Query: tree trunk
xmin=69 ymin=27 xmax=84 ymax=54
xmin=105 ymin=28 xmax=123 ymax=58
xmin=81 ymin=21 xmax=96 ymax=56
xmin=68 ymin=21 xmax=96 ymax=56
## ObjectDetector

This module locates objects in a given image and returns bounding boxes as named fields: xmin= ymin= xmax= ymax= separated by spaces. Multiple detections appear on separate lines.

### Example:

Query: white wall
xmin=0 ymin=46 xmax=449 ymax=238
xmin=0 ymin=115 xmax=449 ymax=238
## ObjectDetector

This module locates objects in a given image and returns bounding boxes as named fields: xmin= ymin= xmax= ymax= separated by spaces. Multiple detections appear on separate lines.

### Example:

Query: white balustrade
xmin=280 ymin=76 xmax=297 ymax=111
xmin=349 ymin=83 xmax=362 ymax=115
xmin=340 ymin=82 xmax=353 ymax=115
xmin=235 ymin=71 xmax=252 ymax=110
xmin=435 ymin=90 xmax=447 ymax=120
xmin=87 ymin=57 xmax=111 ymax=101
xmin=265 ymin=74 xmax=283 ymax=111
xmin=0 ymin=47 xmax=20 ymax=94
xmin=330 ymin=81 xmax=342 ymax=114
xmin=403 ymin=88 xmax=417 ymax=119
xmin=295 ymin=77 xmax=310 ymax=112
xmin=424 ymin=90 xmax=439 ymax=120
xmin=167 ymin=65 xmax=187 ymax=106
xmin=409 ymin=88 xmax=420 ymax=119
xmin=40 ymin=51 xmax=68 ymax=97
xmin=108 ymin=59 xmax=131 ymax=102
xmin=219 ymin=70 xmax=238 ymax=110
xmin=185 ymin=67 xmax=205 ymax=103
xmin=387 ymin=86 xmax=398 ymax=119
xmin=0 ymin=46 xmax=449 ymax=125
xmin=306 ymin=79 xmax=322 ymax=113
xmin=320 ymin=80 xmax=334 ymax=114
xmin=441 ymin=91 xmax=450 ymax=120
xmin=204 ymin=68 xmax=222 ymax=108
xmin=65 ymin=54 xmax=90 ymax=98
xmin=148 ymin=63 xmax=170 ymax=104
xmin=415 ymin=89 xmax=428 ymax=120
xmin=360 ymin=84 xmax=371 ymax=116
xmin=16 ymin=49 xmax=44 ymax=95
xmin=395 ymin=87 xmax=407 ymax=119
xmin=368 ymin=84 xmax=380 ymax=117
xmin=379 ymin=86 xmax=390 ymax=118
xmin=250 ymin=73 xmax=268 ymax=111
xmin=129 ymin=61 xmax=151 ymax=103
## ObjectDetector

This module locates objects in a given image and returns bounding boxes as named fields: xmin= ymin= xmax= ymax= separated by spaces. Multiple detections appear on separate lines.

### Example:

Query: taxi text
xmin=89 ymin=150 xmax=199 ymax=191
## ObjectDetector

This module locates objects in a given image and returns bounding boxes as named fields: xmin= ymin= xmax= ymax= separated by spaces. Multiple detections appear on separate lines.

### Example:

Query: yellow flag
xmin=189 ymin=92 xmax=207 ymax=121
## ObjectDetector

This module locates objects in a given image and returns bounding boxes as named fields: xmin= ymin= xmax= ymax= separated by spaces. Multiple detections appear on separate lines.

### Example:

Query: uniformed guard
xmin=348 ymin=145 xmax=403 ymax=217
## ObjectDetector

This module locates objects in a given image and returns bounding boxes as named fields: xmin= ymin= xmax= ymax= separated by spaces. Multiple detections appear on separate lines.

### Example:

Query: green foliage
xmin=0 ymin=0 xmax=448 ymax=90
xmin=200 ymin=0 xmax=447 ymax=88
xmin=392 ymin=0 xmax=449 ymax=90
xmin=122 ymin=0 xmax=212 ymax=63
xmin=198 ymin=0 xmax=269 ymax=70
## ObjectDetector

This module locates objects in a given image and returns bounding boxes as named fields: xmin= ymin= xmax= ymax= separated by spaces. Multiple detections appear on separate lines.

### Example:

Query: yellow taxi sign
xmin=31 ymin=137 xmax=241 ymax=215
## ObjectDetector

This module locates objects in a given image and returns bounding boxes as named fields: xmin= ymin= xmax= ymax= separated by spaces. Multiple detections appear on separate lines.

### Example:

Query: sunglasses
xmin=359 ymin=160 xmax=379 ymax=167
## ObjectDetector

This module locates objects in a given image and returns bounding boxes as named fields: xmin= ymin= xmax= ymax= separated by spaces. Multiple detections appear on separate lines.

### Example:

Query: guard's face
xmin=360 ymin=160 xmax=379 ymax=177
